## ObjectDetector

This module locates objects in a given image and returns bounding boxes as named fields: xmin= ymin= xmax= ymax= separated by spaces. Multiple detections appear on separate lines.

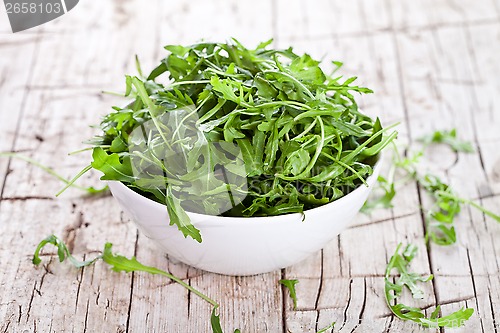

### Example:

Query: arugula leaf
xmin=211 ymin=308 xmax=240 ymax=333
xmin=316 ymin=322 xmax=335 ymax=333
xmin=91 ymin=147 xmax=135 ymax=183
xmin=361 ymin=175 xmax=395 ymax=213
xmin=165 ymin=186 xmax=202 ymax=243
xmin=385 ymin=243 xmax=474 ymax=327
xmin=419 ymin=175 xmax=461 ymax=246
xmin=436 ymin=190 xmax=500 ymax=223
xmin=418 ymin=128 xmax=475 ymax=153
xmin=33 ymin=235 xmax=101 ymax=268
xmin=210 ymin=308 xmax=224 ymax=333
xmin=33 ymin=235 xmax=240 ymax=333
xmin=419 ymin=173 xmax=499 ymax=244
xmin=279 ymin=279 xmax=299 ymax=310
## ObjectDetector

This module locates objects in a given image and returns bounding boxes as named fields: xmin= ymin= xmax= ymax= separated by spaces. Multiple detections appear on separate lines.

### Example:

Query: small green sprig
xmin=385 ymin=243 xmax=474 ymax=328
xmin=316 ymin=322 xmax=335 ymax=332
xmin=279 ymin=279 xmax=299 ymax=310
xmin=360 ymin=175 xmax=395 ymax=213
xmin=279 ymin=277 xmax=336 ymax=332
xmin=363 ymin=129 xmax=500 ymax=245
xmin=0 ymin=152 xmax=107 ymax=195
xmin=33 ymin=235 xmax=239 ymax=333
xmin=418 ymin=128 xmax=475 ymax=153
xmin=396 ymin=151 xmax=500 ymax=246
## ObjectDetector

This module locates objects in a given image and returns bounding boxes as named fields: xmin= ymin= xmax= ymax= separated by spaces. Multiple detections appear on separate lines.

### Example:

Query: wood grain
xmin=0 ymin=0 xmax=499 ymax=332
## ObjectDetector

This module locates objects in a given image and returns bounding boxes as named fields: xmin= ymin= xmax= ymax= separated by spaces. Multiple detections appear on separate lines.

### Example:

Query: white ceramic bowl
xmin=108 ymin=161 xmax=381 ymax=276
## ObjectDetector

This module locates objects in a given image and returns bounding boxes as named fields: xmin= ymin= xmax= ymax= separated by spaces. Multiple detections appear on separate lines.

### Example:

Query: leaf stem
xmin=0 ymin=152 xmax=102 ymax=195
xmin=159 ymin=270 xmax=218 ymax=307
xmin=55 ymin=164 xmax=93 ymax=196
xmin=263 ymin=70 xmax=315 ymax=99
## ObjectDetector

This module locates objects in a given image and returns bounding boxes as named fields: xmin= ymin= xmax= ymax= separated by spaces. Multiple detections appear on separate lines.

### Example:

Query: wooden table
xmin=1 ymin=0 xmax=499 ymax=332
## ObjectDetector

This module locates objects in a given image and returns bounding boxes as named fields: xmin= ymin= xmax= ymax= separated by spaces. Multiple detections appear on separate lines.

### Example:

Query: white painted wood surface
xmin=0 ymin=0 xmax=499 ymax=332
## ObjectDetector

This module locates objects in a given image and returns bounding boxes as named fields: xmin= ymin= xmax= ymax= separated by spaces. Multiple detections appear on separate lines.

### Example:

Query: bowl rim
xmin=109 ymin=157 xmax=382 ymax=223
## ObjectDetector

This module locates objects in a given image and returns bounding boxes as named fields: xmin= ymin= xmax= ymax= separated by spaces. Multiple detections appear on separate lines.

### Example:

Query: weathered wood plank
xmin=1 ymin=0 xmax=499 ymax=332
xmin=0 ymin=34 xmax=38 ymax=197
xmin=127 ymin=237 xmax=192 ymax=332
xmin=1 ymin=1 xmax=160 ymax=332
xmin=0 ymin=197 xmax=137 ymax=333
xmin=465 ymin=22 xmax=500 ymax=198
xmin=156 ymin=0 xmax=274 ymax=47
xmin=275 ymin=0 xmax=365 ymax=40
xmin=190 ymin=272 xmax=283 ymax=332
xmin=395 ymin=19 xmax=500 ymax=333
xmin=388 ymin=0 xmax=500 ymax=30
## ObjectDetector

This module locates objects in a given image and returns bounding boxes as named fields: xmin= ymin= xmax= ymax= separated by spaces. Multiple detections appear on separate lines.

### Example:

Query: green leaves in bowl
xmin=87 ymin=39 xmax=396 ymax=241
